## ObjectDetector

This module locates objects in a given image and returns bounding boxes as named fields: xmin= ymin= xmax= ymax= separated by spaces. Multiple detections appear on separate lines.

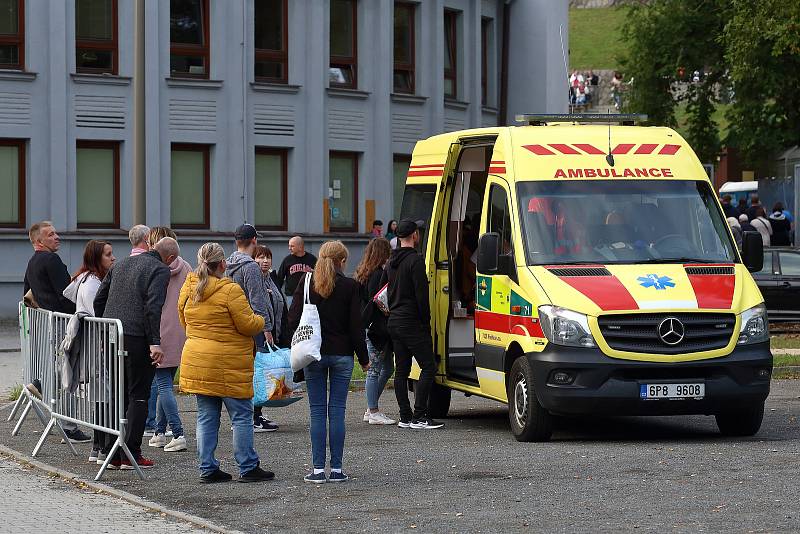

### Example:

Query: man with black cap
xmin=226 ymin=223 xmax=278 ymax=432
xmin=386 ymin=219 xmax=444 ymax=430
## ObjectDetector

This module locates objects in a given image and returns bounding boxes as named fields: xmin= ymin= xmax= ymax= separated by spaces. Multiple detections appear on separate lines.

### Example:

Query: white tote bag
xmin=290 ymin=272 xmax=323 ymax=371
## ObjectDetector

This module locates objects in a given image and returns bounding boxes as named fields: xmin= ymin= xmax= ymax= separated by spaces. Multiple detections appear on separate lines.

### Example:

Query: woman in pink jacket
xmin=146 ymin=227 xmax=191 ymax=452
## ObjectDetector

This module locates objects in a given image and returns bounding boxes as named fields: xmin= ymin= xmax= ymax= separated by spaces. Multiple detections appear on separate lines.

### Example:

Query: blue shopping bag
xmin=253 ymin=345 xmax=302 ymax=408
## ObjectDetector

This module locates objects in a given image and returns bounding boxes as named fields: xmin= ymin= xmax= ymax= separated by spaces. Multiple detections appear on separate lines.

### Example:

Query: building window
xmin=443 ymin=10 xmax=457 ymax=99
xmin=75 ymin=0 xmax=117 ymax=74
xmin=0 ymin=139 xmax=25 ymax=228
xmin=254 ymin=148 xmax=287 ymax=230
xmin=393 ymin=2 xmax=414 ymax=94
xmin=171 ymin=144 xmax=210 ymax=228
xmin=0 ymin=0 xmax=24 ymax=70
xmin=170 ymin=0 xmax=210 ymax=78
xmin=481 ymin=17 xmax=492 ymax=106
xmin=76 ymin=141 xmax=119 ymax=228
xmin=329 ymin=0 xmax=357 ymax=89
xmin=329 ymin=152 xmax=358 ymax=232
xmin=393 ymin=155 xmax=410 ymax=219
xmin=254 ymin=0 xmax=287 ymax=83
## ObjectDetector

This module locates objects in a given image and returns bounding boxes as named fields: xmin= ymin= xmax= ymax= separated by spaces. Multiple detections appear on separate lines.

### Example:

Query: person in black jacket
xmin=354 ymin=238 xmax=395 ymax=425
xmin=769 ymin=203 xmax=792 ymax=246
xmin=385 ymin=220 xmax=444 ymax=430
xmin=276 ymin=236 xmax=317 ymax=305
xmin=93 ymin=237 xmax=175 ymax=469
xmin=288 ymin=241 xmax=369 ymax=484
xmin=22 ymin=221 xmax=90 ymax=443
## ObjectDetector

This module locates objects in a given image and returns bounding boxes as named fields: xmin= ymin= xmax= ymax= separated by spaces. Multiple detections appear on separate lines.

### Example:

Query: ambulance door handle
xmin=442 ymin=286 xmax=449 ymax=294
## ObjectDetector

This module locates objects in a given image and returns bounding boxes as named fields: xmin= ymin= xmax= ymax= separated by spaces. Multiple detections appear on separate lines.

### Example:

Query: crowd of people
xmin=569 ymin=69 xmax=600 ymax=108
xmin=721 ymin=193 xmax=793 ymax=248
xmin=21 ymin=217 xmax=441 ymax=484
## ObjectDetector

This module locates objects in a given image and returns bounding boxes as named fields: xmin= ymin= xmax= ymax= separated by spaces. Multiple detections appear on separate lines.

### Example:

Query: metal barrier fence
xmin=9 ymin=303 xmax=143 ymax=480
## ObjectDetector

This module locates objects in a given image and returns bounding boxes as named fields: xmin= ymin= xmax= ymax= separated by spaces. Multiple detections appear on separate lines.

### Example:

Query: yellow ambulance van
xmin=399 ymin=114 xmax=771 ymax=442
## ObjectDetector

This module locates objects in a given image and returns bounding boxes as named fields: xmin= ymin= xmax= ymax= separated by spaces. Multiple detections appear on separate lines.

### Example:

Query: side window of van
xmin=488 ymin=185 xmax=513 ymax=256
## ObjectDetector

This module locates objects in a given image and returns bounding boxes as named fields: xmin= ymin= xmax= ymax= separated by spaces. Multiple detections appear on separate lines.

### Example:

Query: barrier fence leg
xmin=117 ymin=419 xmax=144 ymax=480
xmin=6 ymin=393 xmax=25 ymax=422
xmin=96 ymin=438 xmax=121 ymax=481
xmin=31 ymin=417 xmax=55 ymax=457
xmin=11 ymin=400 xmax=33 ymax=436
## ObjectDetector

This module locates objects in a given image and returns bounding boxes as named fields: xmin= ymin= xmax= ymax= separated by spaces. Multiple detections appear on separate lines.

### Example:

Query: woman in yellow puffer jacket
xmin=178 ymin=242 xmax=274 ymax=484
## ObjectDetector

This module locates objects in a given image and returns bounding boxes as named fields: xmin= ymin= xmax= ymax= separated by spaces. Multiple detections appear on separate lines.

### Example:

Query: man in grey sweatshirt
xmin=226 ymin=224 xmax=278 ymax=432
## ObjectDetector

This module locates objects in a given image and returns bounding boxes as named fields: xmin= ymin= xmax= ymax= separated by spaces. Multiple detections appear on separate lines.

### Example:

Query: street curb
xmin=0 ymin=444 xmax=244 ymax=534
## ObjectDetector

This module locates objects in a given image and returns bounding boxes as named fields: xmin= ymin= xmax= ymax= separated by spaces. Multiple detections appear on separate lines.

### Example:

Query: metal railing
xmin=9 ymin=303 xmax=143 ymax=480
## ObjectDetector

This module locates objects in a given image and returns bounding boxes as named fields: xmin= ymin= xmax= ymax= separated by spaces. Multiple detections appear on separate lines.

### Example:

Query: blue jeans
xmin=365 ymin=334 xmax=394 ymax=410
xmin=145 ymin=380 xmax=157 ymax=430
xmin=154 ymin=367 xmax=183 ymax=437
xmin=196 ymin=395 xmax=260 ymax=477
xmin=305 ymin=355 xmax=354 ymax=470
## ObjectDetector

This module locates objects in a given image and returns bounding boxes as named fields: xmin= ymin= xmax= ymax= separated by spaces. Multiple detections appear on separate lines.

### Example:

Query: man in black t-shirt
xmin=275 ymin=236 xmax=316 ymax=305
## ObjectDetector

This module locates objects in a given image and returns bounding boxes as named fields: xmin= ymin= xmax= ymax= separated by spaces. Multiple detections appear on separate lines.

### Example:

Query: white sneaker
xmin=148 ymin=433 xmax=167 ymax=447
xmin=165 ymin=430 xmax=173 ymax=437
xmin=363 ymin=410 xmax=370 ymax=422
xmin=368 ymin=412 xmax=396 ymax=425
xmin=163 ymin=435 xmax=187 ymax=452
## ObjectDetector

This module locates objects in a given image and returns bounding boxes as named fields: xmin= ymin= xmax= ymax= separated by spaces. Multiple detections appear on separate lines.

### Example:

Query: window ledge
xmin=0 ymin=70 xmax=37 ymax=82
xmin=326 ymin=87 xmax=370 ymax=100
xmin=482 ymin=105 xmax=499 ymax=114
xmin=71 ymin=73 xmax=132 ymax=86
xmin=250 ymin=81 xmax=301 ymax=94
xmin=391 ymin=93 xmax=428 ymax=105
xmin=444 ymin=99 xmax=470 ymax=111
xmin=165 ymin=77 xmax=224 ymax=89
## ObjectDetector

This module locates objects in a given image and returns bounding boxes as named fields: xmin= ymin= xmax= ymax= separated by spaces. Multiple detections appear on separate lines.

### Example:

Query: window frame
xmin=392 ymin=154 xmax=411 ymax=219
xmin=443 ymin=9 xmax=458 ymax=100
xmin=254 ymin=147 xmax=288 ymax=231
xmin=0 ymin=0 xmax=24 ymax=70
xmin=481 ymin=17 xmax=491 ymax=106
xmin=75 ymin=0 xmax=118 ymax=75
xmin=329 ymin=151 xmax=359 ymax=233
xmin=170 ymin=143 xmax=210 ymax=229
xmin=169 ymin=0 xmax=211 ymax=79
xmin=393 ymin=2 xmax=415 ymax=94
xmin=0 ymin=138 xmax=25 ymax=228
xmin=329 ymin=0 xmax=358 ymax=90
xmin=254 ymin=0 xmax=288 ymax=84
xmin=75 ymin=140 xmax=120 ymax=229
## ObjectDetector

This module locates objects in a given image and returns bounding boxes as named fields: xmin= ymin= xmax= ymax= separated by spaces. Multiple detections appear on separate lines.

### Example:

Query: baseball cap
xmin=395 ymin=219 xmax=425 ymax=238
xmin=234 ymin=223 xmax=261 ymax=240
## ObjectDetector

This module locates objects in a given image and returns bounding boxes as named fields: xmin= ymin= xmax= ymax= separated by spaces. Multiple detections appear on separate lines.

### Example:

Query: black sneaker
xmin=410 ymin=417 xmax=444 ymax=430
xmin=328 ymin=471 xmax=349 ymax=483
xmin=253 ymin=417 xmax=279 ymax=433
xmin=397 ymin=418 xmax=412 ymax=429
xmin=63 ymin=428 xmax=92 ymax=443
xmin=304 ymin=471 xmax=327 ymax=484
xmin=239 ymin=466 xmax=275 ymax=483
xmin=200 ymin=469 xmax=233 ymax=484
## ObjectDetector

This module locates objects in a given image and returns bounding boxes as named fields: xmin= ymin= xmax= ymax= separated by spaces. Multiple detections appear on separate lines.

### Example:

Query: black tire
xmin=715 ymin=402 xmax=764 ymax=437
xmin=428 ymin=382 xmax=452 ymax=418
xmin=508 ymin=357 xmax=553 ymax=442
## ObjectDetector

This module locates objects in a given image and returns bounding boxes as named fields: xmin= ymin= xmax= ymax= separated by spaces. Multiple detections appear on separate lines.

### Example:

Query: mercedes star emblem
xmin=658 ymin=317 xmax=685 ymax=346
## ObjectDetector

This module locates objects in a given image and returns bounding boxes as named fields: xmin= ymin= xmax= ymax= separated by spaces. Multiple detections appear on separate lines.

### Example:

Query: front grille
xmin=547 ymin=267 xmax=611 ymax=277
xmin=685 ymin=266 xmax=735 ymax=275
xmin=598 ymin=313 xmax=736 ymax=355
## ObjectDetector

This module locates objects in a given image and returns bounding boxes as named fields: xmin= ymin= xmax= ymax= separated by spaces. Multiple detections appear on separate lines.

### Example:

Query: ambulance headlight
xmin=737 ymin=304 xmax=769 ymax=345
xmin=538 ymin=306 xmax=596 ymax=348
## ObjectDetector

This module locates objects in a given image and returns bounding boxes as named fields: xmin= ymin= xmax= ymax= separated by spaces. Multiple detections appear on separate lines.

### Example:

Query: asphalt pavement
xmin=1 ymin=380 xmax=798 ymax=533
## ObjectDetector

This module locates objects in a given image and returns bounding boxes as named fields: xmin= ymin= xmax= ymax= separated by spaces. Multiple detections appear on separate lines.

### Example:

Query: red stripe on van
xmin=488 ymin=167 xmax=507 ymax=173
xmin=611 ymin=143 xmax=635 ymax=154
xmin=573 ymin=143 xmax=605 ymax=155
xmin=523 ymin=144 xmax=556 ymax=156
xmin=409 ymin=164 xmax=445 ymax=169
xmin=407 ymin=170 xmax=443 ymax=177
xmin=549 ymin=144 xmax=581 ymax=155
xmin=558 ymin=275 xmax=639 ymax=311
xmin=475 ymin=310 xmax=545 ymax=338
xmin=686 ymin=273 xmax=735 ymax=309
xmin=634 ymin=144 xmax=658 ymax=154
xmin=490 ymin=160 xmax=505 ymax=164
xmin=659 ymin=144 xmax=682 ymax=155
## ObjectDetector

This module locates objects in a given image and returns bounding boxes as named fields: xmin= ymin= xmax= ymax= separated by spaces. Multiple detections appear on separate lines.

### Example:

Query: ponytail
xmin=194 ymin=242 xmax=225 ymax=303
xmin=313 ymin=241 xmax=348 ymax=299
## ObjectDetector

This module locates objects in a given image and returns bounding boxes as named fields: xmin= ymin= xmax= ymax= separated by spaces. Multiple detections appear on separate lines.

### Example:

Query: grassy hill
xmin=569 ymin=7 xmax=628 ymax=71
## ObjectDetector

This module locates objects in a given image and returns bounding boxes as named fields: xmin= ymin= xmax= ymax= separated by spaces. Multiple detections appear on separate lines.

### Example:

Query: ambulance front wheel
xmin=508 ymin=357 xmax=553 ymax=442
xmin=715 ymin=401 xmax=764 ymax=436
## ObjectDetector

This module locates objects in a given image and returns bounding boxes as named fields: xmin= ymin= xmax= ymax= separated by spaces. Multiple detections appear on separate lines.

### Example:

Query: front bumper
xmin=528 ymin=342 xmax=772 ymax=416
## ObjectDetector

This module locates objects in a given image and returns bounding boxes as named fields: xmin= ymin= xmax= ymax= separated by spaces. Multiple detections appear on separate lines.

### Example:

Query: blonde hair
xmin=313 ymin=241 xmax=348 ymax=299
xmin=193 ymin=242 xmax=225 ymax=303
xmin=148 ymin=226 xmax=177 ymax=248
xmin=28 ymin=221 xmax=53 ymax=244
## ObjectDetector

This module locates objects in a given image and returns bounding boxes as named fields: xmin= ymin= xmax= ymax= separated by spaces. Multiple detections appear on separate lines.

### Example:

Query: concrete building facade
xmin=0 ymin=0 xmax=567 ymax=316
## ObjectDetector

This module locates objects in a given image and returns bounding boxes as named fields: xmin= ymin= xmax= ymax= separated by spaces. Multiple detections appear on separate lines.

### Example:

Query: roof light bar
xmin=515 ymin=114 xmax=649 ymax=126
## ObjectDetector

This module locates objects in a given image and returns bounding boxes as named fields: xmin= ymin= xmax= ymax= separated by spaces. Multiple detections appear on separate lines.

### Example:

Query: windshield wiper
xmin=638 ymin=257 xmax=720 ymax=264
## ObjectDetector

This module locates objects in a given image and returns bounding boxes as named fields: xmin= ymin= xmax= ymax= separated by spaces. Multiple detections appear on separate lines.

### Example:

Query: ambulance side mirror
xmin=741 ymin=231 xmax=764 ymax=273
xmin=478 ymin=232 xmax=500 ymax=274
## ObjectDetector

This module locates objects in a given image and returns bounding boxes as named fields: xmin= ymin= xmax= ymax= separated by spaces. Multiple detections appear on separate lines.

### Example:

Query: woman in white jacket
xmin=62 ymin=240 xmax=115 ymax=462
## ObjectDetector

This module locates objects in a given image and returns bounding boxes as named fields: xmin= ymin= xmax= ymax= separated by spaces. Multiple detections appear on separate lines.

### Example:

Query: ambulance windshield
xmin=517 ymin=180 xmax=737 ymax=265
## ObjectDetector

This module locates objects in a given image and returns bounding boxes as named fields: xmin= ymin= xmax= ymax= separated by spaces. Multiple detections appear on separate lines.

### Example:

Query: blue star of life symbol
xmin=637 ymin=274 xmax=675 ymax=290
